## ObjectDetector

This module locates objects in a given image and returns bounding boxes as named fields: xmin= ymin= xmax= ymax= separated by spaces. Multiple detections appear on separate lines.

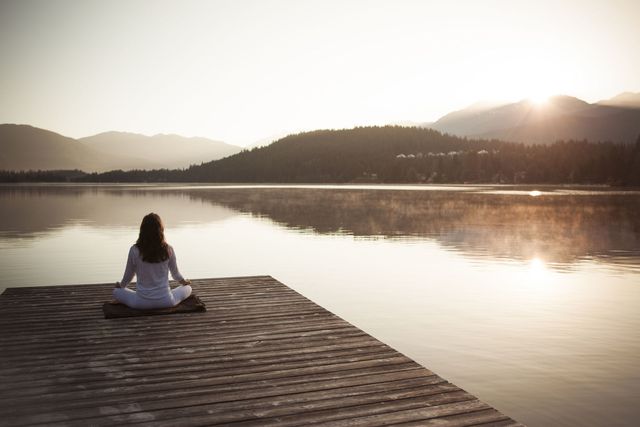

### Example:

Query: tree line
xmin=2 ymin=126 xmax=640 ymax=185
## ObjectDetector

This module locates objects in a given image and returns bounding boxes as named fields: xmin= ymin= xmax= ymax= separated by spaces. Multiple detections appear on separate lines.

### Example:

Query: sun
xmin=528 ymin=94 xmax=550 ymax=106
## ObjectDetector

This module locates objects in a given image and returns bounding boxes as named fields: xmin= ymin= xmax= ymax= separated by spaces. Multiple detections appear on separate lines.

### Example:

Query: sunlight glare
xmin=529 ymin=190 xmax=542 ymax=197
xmin=528 ymin=94 xmax=550 ymax=106
xmin=528 ymin=257 xmax=549 ymax=282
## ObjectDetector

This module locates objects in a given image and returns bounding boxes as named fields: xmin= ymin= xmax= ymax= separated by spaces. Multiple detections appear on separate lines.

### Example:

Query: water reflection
xmin=0 ymin=185 xmax=236 ymax=238
xmin=2 ymin=184 xmax=639 ymax=272
xmin=187 ymin=187 xmax=640 ymax=272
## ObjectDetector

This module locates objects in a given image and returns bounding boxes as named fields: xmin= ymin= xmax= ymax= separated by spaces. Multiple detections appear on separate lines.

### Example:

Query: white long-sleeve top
xmin=119 ymin=244 xmax=185 ymax=300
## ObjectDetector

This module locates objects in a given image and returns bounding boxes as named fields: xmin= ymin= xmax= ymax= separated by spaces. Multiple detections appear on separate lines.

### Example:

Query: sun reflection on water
xmin=521 ymin=257 xmax=556 ymax=291
xmin=528 ymin=257 xmax=547 ymax=278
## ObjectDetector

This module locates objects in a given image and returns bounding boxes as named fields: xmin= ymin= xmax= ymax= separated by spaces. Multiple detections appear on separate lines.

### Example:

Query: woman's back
xmin=122 ymin=244 xmax=184 ymax=299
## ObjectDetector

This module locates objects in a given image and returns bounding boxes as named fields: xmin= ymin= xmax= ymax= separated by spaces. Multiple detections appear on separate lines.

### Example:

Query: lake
xmin=1 ymin=183 xmax=639 ymax=426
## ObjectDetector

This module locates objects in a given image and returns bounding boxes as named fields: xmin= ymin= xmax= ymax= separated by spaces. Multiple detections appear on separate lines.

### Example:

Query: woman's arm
xmin=116 ymin=247 xmax=136 ymax=289
xmin=168 ymin=246 xmax=188 ymax=284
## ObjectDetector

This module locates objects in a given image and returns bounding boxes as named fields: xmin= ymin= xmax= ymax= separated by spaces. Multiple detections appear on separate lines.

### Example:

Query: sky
xmin=1 ymin=0 xmax=639 ymax=146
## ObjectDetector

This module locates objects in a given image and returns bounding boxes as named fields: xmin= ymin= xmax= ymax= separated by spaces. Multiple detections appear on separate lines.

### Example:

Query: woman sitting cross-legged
xmin=113 ymin=212 xmax=192 ymax=309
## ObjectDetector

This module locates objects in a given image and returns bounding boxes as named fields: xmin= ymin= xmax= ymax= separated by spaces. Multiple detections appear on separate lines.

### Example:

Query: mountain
xmin=425 ymin=100 xmax=510 ymax=136
xmin=597 ymin=92 xmax=640 ymax=108
xmin=80 ymin=132 xmax=241 ymax=169
xmin=0 ymin=125 xmax=241 ymax=172
xmin=427 ymin=95 xmax=640 ymax=144
xmin=0 ymin=124 xmax=149 ymax=172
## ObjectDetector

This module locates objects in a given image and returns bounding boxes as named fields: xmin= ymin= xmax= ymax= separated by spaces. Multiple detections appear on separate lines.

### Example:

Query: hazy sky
xmin=1 ymin=0 xmax=639 ymax=146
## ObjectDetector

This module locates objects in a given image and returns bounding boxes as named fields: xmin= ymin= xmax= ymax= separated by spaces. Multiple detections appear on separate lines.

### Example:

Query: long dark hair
xmin=135 ymin=213 xmax=169 ymax=263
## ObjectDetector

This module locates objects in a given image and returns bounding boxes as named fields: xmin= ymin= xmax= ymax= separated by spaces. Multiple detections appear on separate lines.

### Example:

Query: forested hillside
xmin=3 ymin=126 xmax=640 ymax=185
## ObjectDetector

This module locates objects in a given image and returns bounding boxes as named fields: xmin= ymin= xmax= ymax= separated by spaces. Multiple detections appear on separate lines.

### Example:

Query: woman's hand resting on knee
xmin=179 ymin=279 xmax=191 ymax=286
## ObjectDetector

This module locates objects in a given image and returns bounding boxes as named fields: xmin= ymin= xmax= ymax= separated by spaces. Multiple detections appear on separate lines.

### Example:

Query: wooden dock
xmin=0 ymin=276 xmax=522 ymax=426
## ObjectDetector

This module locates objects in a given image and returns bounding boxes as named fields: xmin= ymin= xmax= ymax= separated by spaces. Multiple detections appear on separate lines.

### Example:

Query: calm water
xmin=1 ymin=183 xmax=639 ymax=426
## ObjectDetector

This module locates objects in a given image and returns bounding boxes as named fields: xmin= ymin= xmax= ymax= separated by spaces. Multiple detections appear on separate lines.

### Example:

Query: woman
xmin=113 ymin=213 xmax=192 ymax=309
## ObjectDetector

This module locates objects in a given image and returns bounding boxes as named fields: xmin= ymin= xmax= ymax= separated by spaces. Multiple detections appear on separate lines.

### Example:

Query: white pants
xmin=112 ymin=285 xmax=192 ymax=309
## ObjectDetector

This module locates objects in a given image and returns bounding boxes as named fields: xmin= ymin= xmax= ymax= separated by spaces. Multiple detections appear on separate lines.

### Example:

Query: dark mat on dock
xmin=102 ymin=294 xmax=206 ymax=318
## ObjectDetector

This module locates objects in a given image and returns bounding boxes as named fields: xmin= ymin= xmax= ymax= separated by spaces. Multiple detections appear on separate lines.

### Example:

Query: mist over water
xmin=1 ymin=184 xmax=639 ymax=426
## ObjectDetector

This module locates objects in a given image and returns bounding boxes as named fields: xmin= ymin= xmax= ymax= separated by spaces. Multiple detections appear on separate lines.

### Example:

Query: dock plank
xmin=0 ymin=276 xmax=520 ymax=426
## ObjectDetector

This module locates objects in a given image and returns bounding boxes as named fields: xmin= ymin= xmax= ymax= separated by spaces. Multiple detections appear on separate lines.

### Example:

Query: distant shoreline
xmin=1 ymin=181 xmax=637 ymax=192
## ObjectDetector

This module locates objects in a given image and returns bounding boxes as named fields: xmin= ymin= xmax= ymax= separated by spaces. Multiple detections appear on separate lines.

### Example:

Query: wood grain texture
xmin=0 ymin=276 xmax=521 ymax=426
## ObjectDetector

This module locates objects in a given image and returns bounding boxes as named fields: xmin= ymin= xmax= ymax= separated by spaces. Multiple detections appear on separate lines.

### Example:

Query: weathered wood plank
xmin=0 ymin=336 xmax=382 ymax=379
xmin=0 ymin=307 xmax=327 ymax=339
xmin=0 ymin=293 xmax=307 ymax=314
xmin=381 ymin=408 xmax=512 ymax=426
xmin=0 ymin=312 xmax=333 ymax=345
xmin=0 ymin=299 xmax=320 ymax=323
xmin=1 ymin=337 xmax=386 ymax=376
xmin=0 ymin=328 xmax=369 ymax=366
xmin=3 ymin=349 xmax=405 ymax=397
xmin=0 ymin=355 xmax=417 ymax=408
xmin=0 ymin=320 xmax=356 ymax=354
xmin=90 ymin=386 xmax=472 ymax=427
xmin=5 ymin=375 xmax=449 ymax=426
xmin=1 ymin=365 xmax=427 ymax=419
xmin=0 ymin=276 xmax=521 ymax=426
xmin=201 ymin=395 xmax=491 ymax=426
xmin=0 ymin=346 xmax=396 ymax=391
